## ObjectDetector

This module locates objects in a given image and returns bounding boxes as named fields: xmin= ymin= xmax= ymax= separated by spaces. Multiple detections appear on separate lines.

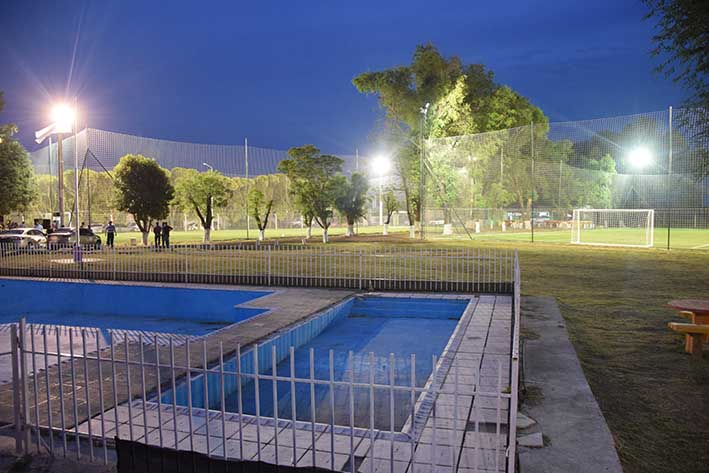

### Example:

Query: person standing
xmin=153 ymin=222 xmax=162 ymax=248
xmin=161 ymin=222 xmax=173 ymax=248
xmin=105 ymin=221 xmax=116 ymax=248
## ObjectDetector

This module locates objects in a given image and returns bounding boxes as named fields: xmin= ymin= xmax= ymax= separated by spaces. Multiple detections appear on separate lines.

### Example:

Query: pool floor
xmin=190 ymin=296 xmax=469 ymax=430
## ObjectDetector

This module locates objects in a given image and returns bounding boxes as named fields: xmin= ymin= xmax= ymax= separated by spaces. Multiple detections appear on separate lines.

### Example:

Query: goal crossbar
xmin=571 ymin=209 xmax=655 ymax=248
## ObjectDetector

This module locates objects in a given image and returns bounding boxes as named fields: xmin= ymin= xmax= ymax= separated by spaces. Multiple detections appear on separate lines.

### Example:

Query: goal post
xmin=571 ymin=209 xmax=655 ymax=248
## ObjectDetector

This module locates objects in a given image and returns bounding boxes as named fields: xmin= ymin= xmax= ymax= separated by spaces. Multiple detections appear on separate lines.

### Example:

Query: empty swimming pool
xmin=0 ymin=279 xmax=271 ymax=336
xmin=166 ymin=295 xmax=472 ymax=430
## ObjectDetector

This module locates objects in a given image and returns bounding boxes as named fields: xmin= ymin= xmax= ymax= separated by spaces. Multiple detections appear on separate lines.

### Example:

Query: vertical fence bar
xmin=81 ymin=330 xmax=94 ymax=461
xmin=18 ymin=319 xmax=32 ymax=454
xmin=289 ymin=346 xmax=297 ymax=467
xmin=10 ymin=324 xmax=21 ymax=454
xmin=389 ymin=353 xmax=395 ymax=473
xmin=271 ymin=345 xmax=279 ymax=466
xmin=68 ymin=329 xmax=80 ymax=459
xmin=254 ymin=346 xmax=262 ymax=462
xmin=138 ymin=334 xmax=149 ymax=450
xmin=220 ymin=342 xmax=227 ymax=460
xmin=94 ymin=330 xmax=107 ymax=464
xmin=110 ymin=334 xmax=120 ymax=442
xmin=125 ymin=333 xmax=135 ymax=444
xmin=348 ymin=350 xmax=355 ymax=473
xmin=329 ymin=349 xmax=335 ymax=471
xmin=185 ymin=339 xmax=194 ymax=452
xmin=236 ymin=343 xmax=244 ymax=460
xmin=30 ymin=325 xmax=40 ymax=453
xmin=410 ymin=353 xmax=416 ymax=473
xmin=42 ymin=328 xmax=54 ymax=454
xmin=496 ymin=360 xmax=503 ymax=472
xmin=202 ymin=339 xmax=211 ymax=457
xmin=309 ymin=348 xmax=316 ymax=469
xmin=430 ymin=355 xmax=437 ymax=472
xmin=368 ymin=351 xmax=375 ymax=473
xmin=169 ymin=338 xmax=179 ymax=451
xmin=154 ymin=336 xmax=164 ymax=450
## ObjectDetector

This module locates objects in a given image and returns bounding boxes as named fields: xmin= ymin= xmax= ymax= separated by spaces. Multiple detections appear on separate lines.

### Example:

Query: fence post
xmin=267 ymin=246 xmax=272 ymax=286
xmin=10 ymin=323 xmax=22 ymax=454
xmin=18 ymin=318 xmax=31 ymax=453
xmin=358 ymin=250 xmax=363 ymax=290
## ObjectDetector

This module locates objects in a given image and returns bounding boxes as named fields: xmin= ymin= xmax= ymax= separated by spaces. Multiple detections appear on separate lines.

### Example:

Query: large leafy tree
xmin=113 ymin=154 xmax=174 ymax=245
xmin=334 ymin=173 xmax=369 ymax=237
xmin=173 ymin=168 xmax=233 ymax=243
xmin=278 ymin=145 xmax=343 ymax=243
xmin=0 ymin=92 xmax=37 ymax=224
xmin=353 ymin=44 xmax=546 ymax=233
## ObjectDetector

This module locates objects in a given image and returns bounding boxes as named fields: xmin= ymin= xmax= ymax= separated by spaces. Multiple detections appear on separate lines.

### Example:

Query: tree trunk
xmin=141 ymin=232 xmax=149 ymax=246
xmin=203 ymin=227 xmax=211 ymax=243
xmin=306 ymin=226 xmax=312 ymax=239
xmin=346 ymin=224 xmax=354 ymax=237
xmin=258 ymin=229 xmax=265 ymax=241
xmin=383 ymin=224 xmax=389 ymax=236
xmin=409 ymin=225 xmax=416 ymax=239
xmin=322 ymin=228 xmax=329 ymax=243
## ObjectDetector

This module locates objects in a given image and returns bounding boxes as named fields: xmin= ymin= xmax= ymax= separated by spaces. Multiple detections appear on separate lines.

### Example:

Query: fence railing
xmin=0 ymin=244 xmax=516 ymax=293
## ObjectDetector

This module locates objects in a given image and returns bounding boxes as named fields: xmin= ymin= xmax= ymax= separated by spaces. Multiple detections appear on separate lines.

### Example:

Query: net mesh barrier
xmin=424 ymin=108 xmax=708 ymax=249
xmin=25 ymin=110 xmax=708 ymax=249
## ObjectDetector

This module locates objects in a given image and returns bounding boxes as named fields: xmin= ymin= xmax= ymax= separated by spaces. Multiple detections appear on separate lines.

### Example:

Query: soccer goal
xmin=571 ymin=209 xmax=655 ymax=248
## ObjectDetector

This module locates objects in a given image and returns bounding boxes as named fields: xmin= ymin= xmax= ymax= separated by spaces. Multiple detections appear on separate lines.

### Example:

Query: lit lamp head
xmin=371 ymin=155 xmax=391 ymax=177
xmin=51 ymin=103 xmax=75 ymax=134
xmin=628 ymin=146 xmax=652 ymax=170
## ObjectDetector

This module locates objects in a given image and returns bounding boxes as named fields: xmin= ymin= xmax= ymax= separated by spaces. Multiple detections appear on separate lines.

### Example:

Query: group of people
xmin=153 ymin=222 xmax=173 ymax=248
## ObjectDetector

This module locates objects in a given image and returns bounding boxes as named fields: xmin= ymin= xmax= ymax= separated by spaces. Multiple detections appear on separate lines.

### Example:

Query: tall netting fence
xmin=26 ymin=128 xmax=384 ymax=238
xmin=424 ymin=108 xmax=708 ymax=249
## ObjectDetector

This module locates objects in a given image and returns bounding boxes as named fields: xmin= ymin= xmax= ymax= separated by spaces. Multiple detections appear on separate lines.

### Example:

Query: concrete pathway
xmin=518 ymin=296 xmax=623 ymax=473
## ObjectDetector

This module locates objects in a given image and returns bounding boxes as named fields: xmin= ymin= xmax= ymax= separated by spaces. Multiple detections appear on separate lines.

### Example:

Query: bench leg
xmin=690 ymin=334 xmax=703 ymax=358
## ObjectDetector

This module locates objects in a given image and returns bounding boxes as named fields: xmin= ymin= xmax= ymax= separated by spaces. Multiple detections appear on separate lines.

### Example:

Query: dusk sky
xmin=0 ymin=0 xmax=686 ymax=155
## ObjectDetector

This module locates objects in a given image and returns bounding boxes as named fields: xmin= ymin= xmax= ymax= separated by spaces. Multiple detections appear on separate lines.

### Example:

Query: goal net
xmin=571 ymin=209 xmax=655 ymax=248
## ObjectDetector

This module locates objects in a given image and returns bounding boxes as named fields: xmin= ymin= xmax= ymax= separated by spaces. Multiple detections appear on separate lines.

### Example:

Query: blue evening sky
xmin=0 ymin=0 xmax=685 ymax=155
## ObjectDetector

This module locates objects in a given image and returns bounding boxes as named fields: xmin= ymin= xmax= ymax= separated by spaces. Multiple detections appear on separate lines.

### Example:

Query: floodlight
xmin=628 ymin=147 xmax=652 ymax=169
xmin=371 ymin=155 xmax=391 ymax=176
xmin=50 ymin=103 xmax=75 ymax=134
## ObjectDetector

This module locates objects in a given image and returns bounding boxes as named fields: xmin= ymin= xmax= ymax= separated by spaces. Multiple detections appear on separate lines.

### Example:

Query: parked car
xmin=47 ymin=227 xmax=102 ymax=249
xmin=0 ymin=228 xmax=47 ymax=250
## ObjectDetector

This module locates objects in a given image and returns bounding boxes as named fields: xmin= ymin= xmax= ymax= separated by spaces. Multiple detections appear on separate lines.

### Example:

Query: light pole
xmin=35 ymin=102 xmax=76 ymax=229
xmin=371 ymin=155 xmax=391 ymax=227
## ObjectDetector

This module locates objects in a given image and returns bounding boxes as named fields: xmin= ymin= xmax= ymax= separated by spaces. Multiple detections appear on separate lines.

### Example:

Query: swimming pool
xmin=0 ymin=279 xmax=271 ymax=337
xmin=165 ymin=295 xmax=472 ymax=430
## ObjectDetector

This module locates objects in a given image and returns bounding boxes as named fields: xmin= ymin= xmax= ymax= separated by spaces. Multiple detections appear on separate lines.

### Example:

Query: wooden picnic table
xmin=668 ymin=299 xmax=709 ymax=354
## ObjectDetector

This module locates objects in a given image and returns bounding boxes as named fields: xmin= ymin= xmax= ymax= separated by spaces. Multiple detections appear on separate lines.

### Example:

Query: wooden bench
xmin=668 ymin=322 xmax=709 ymax=357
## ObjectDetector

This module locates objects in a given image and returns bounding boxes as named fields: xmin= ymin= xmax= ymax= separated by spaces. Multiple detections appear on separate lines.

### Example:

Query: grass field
xmin=110 ymin=225 xmax=709 ymax=250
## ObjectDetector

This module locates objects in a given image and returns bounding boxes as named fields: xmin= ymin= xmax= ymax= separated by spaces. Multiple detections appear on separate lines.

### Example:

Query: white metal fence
xmin=1 ymin=251 xmax=521 ymax=472
xmin=0 ymin=244 xmax=515 ymax=293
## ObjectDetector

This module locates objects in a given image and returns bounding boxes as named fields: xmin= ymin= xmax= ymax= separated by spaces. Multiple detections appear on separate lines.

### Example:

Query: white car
xmin=0 ymin=228 xmax=47 ymax=249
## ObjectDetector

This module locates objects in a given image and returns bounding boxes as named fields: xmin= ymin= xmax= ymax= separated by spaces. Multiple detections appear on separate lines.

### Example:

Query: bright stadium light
xmin=50 ymin=103 xmax=75 ymax=134
xmin=371 ymin=155 xmax=391 ymax=176
xmin=628 ymin=146 xmax=652 ymax=169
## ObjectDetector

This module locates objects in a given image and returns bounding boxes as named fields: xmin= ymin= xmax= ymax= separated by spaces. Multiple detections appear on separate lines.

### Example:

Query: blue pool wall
xmin=0 ymin=279 xmax=271 ymax=322
xmin=165 ymin=297 xmax=356 ymax=408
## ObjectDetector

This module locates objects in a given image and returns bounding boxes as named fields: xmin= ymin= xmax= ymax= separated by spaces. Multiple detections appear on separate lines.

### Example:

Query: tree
xmin=113 ymin=154 xmax=174 ymax=245
xmin=278 ymin=145 xmax=343 ymax=243
xmin=248 ymin=188 xmax=273 ymax=241
xmin=173 ymin=168 xmax=233 ymax=243
xmin=382 ymin=190 xmax=399 ymax=235
xmin=0 ymin=135 xmax=37 ymax=224
xmin=353 ymin=44 xmax=547 ymax=234
xmin=334 ymin=173 xmax=369 ymax=237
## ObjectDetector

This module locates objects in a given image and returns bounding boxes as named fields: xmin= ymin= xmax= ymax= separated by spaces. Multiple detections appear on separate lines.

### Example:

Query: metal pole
xmin=73 ymin=97 xmax=80 ymax=247
xmin=245 ymin=137 xmax=250 ymax=240
xmin=48 ymin=136 xmax=53 ymax=217
xmin=379 ymin=179 xmax=383 ymax=226
xmin=530 ymin=121 xmax=535 ymax=243
xmin=57 ymin=133 xmax=65 ymax=227
xmin=667 ymin=106 xmax=673 ymax=250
